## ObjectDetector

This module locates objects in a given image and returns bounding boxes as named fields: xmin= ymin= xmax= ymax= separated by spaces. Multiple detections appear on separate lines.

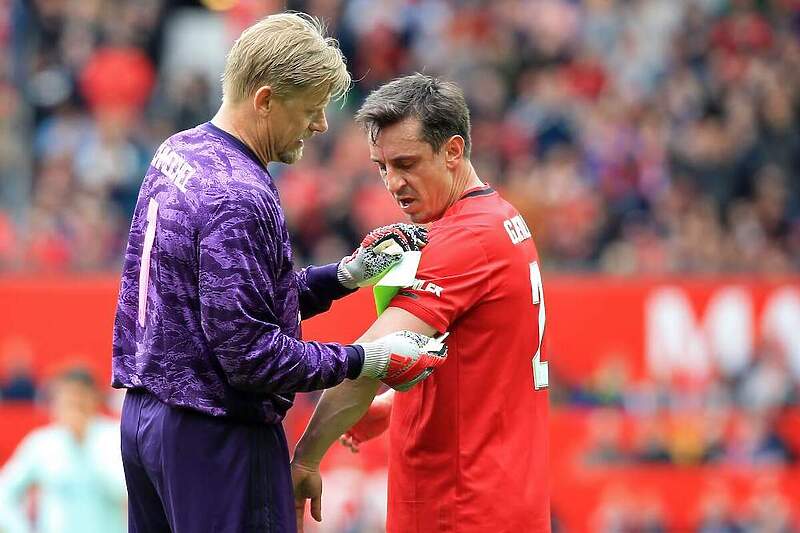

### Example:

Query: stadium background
xmin=0 ymin=0 xmax=798 ymax=531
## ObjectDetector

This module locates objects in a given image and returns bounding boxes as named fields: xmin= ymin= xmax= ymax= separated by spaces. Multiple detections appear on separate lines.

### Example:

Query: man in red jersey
xmin=292 ymin=74 xmax=550 ymax=533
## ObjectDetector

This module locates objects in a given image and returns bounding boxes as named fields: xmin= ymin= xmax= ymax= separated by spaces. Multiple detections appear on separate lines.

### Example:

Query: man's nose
xmin=310 ymin=109 xmax=328 ymax=134
xmin=385 ymin=171 xmax=406 ymax=194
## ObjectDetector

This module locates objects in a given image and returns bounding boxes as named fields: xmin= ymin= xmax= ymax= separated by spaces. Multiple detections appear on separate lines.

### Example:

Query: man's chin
xmin=407 ymin=212 xmax=429 ymax=224
xmin=278 ymin=147 xmax=303 ymax=165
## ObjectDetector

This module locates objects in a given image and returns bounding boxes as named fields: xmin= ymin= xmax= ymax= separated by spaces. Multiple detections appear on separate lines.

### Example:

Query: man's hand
xmin=340 ymin=390 xmax=394 ymax=453
xmin=356 ymin=331 xmax=448 ymax=391
xmin=337 ymin=223 xmax=427 ymax=289
xmin=291 ymin=460 xmax=322 ymax=533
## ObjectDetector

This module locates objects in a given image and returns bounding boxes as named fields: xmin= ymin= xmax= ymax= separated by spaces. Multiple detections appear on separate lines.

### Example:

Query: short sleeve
xmin=389 ymin=225 xmax=491 ymax=332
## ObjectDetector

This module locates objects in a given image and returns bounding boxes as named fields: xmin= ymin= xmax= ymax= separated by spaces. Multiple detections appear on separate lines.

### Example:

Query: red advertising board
xmin=1 ymin=276 xmax=798 ymax=386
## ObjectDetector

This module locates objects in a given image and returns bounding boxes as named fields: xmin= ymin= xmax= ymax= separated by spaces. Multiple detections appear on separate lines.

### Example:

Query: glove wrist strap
xmin=337 ymin=258 xmax=358 ymax=289
xmin=358 ymin=342 xmax=390 ymax=379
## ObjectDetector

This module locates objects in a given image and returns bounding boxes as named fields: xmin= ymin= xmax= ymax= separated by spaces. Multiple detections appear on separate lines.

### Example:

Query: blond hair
xmin=222 ymin=12 xmax=351 ymax=103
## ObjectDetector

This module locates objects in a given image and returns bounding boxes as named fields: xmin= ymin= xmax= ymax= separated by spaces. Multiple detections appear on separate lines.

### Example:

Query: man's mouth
xmin=397 ymin=198 xmax=415 ymax=209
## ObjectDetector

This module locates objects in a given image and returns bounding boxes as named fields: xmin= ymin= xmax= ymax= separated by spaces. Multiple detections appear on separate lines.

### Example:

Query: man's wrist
xmin=292 ymin=446 xmax=321 ymax=470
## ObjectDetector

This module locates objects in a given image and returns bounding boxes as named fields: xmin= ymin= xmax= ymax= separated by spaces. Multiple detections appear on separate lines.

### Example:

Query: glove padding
xmin=338 ymin=223 xmax=427 ymax=289
xmin=357 ymin=331 xmax=448 ymax=392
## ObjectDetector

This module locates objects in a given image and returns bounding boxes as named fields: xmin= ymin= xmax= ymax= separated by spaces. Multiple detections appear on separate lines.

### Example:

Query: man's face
xmin=368 ymin=118 xmax=455 ymax=224
xmin=265 ymin=86 xmax=331 ymax=164
xmin=51 ymin=380 xmax=97 ymax=436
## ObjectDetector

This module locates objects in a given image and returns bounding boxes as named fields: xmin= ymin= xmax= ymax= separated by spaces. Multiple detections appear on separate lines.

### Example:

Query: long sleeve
xmin=0 ymin=434 xmax=38 ymax=533
xmin=295 ymin=263 xmax=356 ymax=320
xmin=198 ymin=195 xmax=360 ymax=394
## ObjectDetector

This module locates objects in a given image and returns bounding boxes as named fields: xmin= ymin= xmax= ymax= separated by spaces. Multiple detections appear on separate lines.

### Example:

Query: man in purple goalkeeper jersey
xmin=112 ymin=13 xmax=447 ymax=533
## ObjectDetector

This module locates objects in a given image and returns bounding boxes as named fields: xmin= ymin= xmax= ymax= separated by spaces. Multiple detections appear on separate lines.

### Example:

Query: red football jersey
xmin=387 ymin=185 xmax=550 ymax=533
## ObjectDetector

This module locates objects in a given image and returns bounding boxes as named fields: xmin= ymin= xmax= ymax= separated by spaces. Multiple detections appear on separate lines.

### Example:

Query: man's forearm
xmin=294 ymin=306 xmax=437 ymax=466
xmin=293 ymin=377 xmax=381 ymax=467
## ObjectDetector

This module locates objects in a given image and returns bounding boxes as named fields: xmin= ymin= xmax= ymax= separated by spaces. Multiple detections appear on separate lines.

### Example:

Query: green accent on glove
xmin=374 ymin=285 xmax=400 ymax=316
xmin=371 ymin=250 xmax=422 ymax=315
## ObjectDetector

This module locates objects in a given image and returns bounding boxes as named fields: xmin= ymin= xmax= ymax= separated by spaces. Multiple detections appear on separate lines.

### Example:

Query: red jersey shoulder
xmin=389 ymin=191 xmax=535 ymax=332
xmin=429 ymin=191 xmax=532 ymax=255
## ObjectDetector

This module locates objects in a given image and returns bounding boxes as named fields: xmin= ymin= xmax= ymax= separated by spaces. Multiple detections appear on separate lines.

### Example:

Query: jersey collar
xmin=437 ymin=183 xmax=495 ymax=222
xmin=201 ymin=122 xmax=269 ymax=173
xmin=459 ymin=183 xmax=495 ymax=200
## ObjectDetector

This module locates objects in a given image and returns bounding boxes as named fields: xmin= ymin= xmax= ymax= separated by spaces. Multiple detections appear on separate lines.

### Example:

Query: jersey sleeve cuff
xmin=306 ymin=263 xmax=358 ymax=300
xmin=344 ymin=345 xmax=365 ymax=380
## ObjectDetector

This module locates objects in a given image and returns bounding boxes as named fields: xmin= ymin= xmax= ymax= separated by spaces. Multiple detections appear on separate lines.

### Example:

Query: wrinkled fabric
xmin=121 ymin=389 xmax=297 ymax=533
xmin=112 ymin=122 xmax=353 ymax=424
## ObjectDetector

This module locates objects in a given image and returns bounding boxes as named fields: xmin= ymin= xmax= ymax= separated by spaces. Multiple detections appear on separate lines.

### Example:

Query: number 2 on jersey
xmin=529 ymin=261 xmax=548 ymax=390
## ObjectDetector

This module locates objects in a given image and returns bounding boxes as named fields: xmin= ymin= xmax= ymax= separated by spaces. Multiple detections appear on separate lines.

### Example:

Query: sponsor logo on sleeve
xmin=410 ymin=279 xmax=443 ymax=297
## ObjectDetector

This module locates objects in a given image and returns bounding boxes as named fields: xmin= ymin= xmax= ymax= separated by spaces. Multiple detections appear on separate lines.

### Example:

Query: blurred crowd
xmin=565 ymin=327 xmax=798 ymax=468
xmin=561 ymin=334 xmax=799 ymax=532
xmin=0 ymin=0 xmax=798 ymax=273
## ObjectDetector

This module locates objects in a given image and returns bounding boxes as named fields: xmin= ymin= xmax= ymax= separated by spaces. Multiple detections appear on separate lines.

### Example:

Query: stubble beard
xmin=278 ymin=145 xmax=303 ymax=165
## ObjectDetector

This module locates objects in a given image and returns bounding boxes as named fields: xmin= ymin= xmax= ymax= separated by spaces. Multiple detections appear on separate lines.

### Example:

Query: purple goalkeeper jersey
xmin=112 ymin=122 xmax=360 ymax=424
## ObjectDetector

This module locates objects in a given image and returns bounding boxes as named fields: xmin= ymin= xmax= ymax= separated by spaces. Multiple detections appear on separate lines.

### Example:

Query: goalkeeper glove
xmin=337 ymin=223 xmax=427 ymax=289
xmin=356 ymin=331 xmax=448 ymax=391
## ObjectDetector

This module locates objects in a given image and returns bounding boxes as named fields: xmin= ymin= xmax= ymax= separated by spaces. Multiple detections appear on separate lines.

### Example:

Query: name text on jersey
xmin=152 ymin=143 xmax=195 ymax=192
xmin=504 ymin=215 xmax=532 ymax=244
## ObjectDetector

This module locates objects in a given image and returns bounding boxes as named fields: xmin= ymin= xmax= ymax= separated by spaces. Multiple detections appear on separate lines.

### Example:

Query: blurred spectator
xmin=722 ymin=413 xmax=794 ymax=466
xmin=697 ymin=484 xmax=744 ymax=533
xmin=569 ymin=356 xmax=630 ymax=407
xmin=739 ymin=477 xmax=796 ymax=533
xmin=584 ymin=408 xmax=627 ymax=465
xmin=591 ymin=485 xmax=638 ymax=533
xmin=0 ymin=338 xmax=37 ymax=401
xmin=0 ymin=210 xmax=18 ymax=269
xmin=0 ymin=367 xmax=126 ymax=533
xmin=634 ymin=495 xmax=668 ymax=533
xmin=0 ymin=358 xmax=36 ymax=402
xmin=699 ymin=408 xmax=729 ymax=464
xmin=631 ymin=415 xmax=672 ymax=464
xmin=736 ymin=339 xmax=796 ymax=413
xmin=668 ymin=413 xmax=709 ymax=465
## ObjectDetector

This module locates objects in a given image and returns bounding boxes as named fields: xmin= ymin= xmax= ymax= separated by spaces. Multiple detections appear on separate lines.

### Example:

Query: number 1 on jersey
xmin=529 ymin=261 xmax=548 ymax=390
xmin=138 ymin=199 xmax=159 ymax=327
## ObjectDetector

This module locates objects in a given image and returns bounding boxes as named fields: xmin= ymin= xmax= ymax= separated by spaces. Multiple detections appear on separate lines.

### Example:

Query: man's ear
xmin=444 ymin=135 xmax=465 ymax=169
xmin=253 ymin=85 xmax=274 ymax=117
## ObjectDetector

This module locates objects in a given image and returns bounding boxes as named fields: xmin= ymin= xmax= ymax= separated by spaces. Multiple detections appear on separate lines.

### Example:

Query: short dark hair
xmin=55 ymin=367 xmax=97 ymax=389
xmin=355 ymin=73 xmax=472 ymax=158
